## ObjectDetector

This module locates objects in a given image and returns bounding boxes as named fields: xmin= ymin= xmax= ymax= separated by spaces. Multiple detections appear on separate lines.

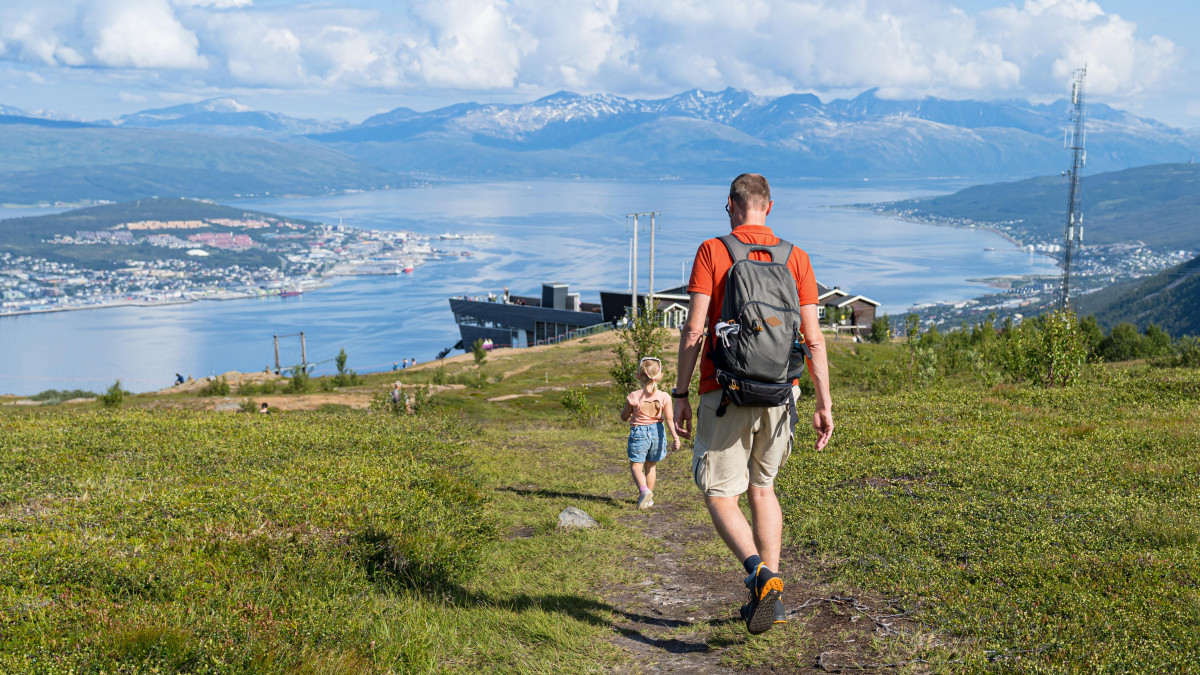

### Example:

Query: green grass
xmin=0 ymin=412 xmax=499 ymax=673
xmin=776 ymin=367 xmax=1200 ymax=672
xmin=3 ymin=333 xmax=1199 ymax=672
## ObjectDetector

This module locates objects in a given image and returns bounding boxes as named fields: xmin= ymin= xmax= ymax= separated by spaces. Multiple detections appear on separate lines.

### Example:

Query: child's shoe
xmin=637 ymin=489 xmax=654 ymax=509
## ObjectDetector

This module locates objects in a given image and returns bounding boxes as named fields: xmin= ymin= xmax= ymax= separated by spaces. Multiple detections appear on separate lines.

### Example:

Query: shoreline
xmin=0 ymin=268 xmax=398 ymax=319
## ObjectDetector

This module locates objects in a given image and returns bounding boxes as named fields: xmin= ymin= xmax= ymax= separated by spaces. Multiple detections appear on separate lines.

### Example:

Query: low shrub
xmin=284 ymin=364 xmax=311 ymax=393
xmin=29 ymin=388 xmax=97 ymax=405
xmin=332 ymin=348 xmax=361 ymax=388
xmin=561 ymin=386 xmax=602 ymax=427
xmin=996 ymin=310 xmax=1087 ymax=387
xmin=610 ymin=309 xmax=671 ymax=397
xmin=236 ymin=380 xmax=276 ymax=396
xmin=98 ymin=380 xmax=125 ymax=408
xmin=373 ymin=384 xmax=434 ymax=416
xmin=197 ymin=376 xmax=231 ymax=397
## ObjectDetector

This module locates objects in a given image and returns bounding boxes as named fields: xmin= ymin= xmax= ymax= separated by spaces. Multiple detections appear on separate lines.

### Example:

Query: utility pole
xmin=1060 ymin=66 xmax=1087 ymax=310
xmin=273 ymin=332 xmax=308 ymax=374
xmin=626 ymin=211 xmax=661 ymax=320
xmin=629 ymin=214 xmax=638 ymax=318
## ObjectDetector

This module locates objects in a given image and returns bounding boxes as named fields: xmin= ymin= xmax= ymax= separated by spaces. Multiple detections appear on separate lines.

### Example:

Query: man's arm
xmin=673 ymin=292 xmax=710 ymax=440
xmin=799 ymin=303 xmax=834 ymax=450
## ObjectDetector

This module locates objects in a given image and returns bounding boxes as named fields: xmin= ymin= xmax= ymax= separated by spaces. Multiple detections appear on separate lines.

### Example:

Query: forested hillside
xmin=1077 ymin=254 xmax=1200 ymax=335
xmin=883 ymin=163 xmax=1200 ymax=251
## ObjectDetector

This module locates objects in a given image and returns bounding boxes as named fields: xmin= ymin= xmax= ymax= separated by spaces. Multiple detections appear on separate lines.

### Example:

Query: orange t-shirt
xmin=687 ymin=224 xmax=818 ymax=395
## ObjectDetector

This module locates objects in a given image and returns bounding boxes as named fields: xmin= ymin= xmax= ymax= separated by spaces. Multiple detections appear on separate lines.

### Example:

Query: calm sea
xmin=0 ymin=180 xmax=1058 ymax=395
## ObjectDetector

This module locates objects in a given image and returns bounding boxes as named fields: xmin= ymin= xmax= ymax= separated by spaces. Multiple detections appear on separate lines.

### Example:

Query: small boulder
xmin=557 ymin=506 xmax=599 ymax=530
xmin=212 ymin=398 xmax=242 ymax=413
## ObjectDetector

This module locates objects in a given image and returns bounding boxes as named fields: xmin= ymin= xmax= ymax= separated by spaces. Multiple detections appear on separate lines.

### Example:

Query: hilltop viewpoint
xmin=2 ymin=322 xmax=1198 ymax=673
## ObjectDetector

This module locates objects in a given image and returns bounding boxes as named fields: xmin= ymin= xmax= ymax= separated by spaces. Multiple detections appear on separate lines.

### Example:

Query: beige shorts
xmin=691 ymin=386 xmax=799 ymax=497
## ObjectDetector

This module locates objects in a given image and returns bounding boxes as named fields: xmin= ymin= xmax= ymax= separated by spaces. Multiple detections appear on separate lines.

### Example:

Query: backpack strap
xmin=718 ymin=234 xmax=794 ymax=265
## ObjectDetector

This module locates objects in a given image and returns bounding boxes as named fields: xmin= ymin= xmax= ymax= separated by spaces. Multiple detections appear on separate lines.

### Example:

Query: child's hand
xmin=673 ymin=438 xmax=681 ymax=451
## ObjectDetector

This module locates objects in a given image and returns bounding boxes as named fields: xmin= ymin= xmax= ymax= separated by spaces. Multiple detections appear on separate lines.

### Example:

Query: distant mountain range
xmin=308 ymin=88 xmax=1199 ymax=180
xmin=114 ymin=98 xmax=350 ymax=138
xmin=1 ymin=88 xmax=1199 ymax=203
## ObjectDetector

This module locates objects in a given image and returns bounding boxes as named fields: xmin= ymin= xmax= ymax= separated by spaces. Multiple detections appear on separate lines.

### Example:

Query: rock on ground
xmin=557 ymin=506 xmax=599 ymax=530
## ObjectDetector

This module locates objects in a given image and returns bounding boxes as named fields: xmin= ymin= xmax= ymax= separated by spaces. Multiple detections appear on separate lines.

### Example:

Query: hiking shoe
xmin=739 ymin=597 xmax=788 ymax=631
xmin=741 ymin=563 xmax=784 ymax=635
xmin=637 ymin=490 xmax=654 ymax=510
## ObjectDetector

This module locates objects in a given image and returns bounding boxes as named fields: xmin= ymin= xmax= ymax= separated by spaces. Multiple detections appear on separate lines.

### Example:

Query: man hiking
xmin=672 ymin=173 xmax=834 ymax=635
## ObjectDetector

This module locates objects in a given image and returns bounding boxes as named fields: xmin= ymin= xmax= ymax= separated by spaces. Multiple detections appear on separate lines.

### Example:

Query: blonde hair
xmin=636 ymin=357 xmax=662 ymax=391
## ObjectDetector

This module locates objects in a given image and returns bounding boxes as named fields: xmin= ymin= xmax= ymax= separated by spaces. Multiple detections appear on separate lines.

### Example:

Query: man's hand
xmin=813 ymin=407 xmax=833 ymax=451
xmin=674 ymin=399 xmax=693 ymax=440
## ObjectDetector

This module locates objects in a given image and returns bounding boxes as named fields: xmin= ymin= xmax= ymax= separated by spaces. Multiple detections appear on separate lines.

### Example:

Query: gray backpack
xmin=709 ymin=235 xmax=810 ymax=425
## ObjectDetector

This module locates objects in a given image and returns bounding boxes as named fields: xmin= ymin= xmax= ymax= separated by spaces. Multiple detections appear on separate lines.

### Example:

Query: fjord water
xmin=0 ymin=180 xmax=1058 ymax=395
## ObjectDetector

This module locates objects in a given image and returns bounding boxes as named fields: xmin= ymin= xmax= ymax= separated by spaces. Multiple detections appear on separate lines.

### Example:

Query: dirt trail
xmin=591 ymin=443 xmax=947 ymax=673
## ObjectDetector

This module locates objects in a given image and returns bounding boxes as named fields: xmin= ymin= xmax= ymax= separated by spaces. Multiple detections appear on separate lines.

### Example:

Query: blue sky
xmin=1 ymin=0 xmax=1197 ymax=126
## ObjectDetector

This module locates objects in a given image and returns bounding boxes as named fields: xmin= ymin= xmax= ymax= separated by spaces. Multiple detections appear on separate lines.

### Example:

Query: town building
xmin=448 ymin=279 xmax=880 ymax=351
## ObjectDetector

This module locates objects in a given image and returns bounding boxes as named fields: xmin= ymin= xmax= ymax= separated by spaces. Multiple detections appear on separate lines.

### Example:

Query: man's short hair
xmin=729 ymin=173 xmax=771 ymax=211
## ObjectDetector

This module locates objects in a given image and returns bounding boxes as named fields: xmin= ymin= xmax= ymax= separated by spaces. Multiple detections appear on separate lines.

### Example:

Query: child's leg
xmin=629 ymin=461 xmax=649 ymax=492
xmin=644 ymin=460 xmax=657 ymax=491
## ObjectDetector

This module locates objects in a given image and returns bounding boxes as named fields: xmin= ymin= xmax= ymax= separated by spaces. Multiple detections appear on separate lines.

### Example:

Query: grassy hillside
xmin=886 ymin=162 xmax=1200 ymax=250
xmin=0 ymin=123 xmax=398 ymax=204
xmin=2 ymin=333 xmax=1197 ymax=672
xmin=1077 ymin=254 xmax=1200 ymax=335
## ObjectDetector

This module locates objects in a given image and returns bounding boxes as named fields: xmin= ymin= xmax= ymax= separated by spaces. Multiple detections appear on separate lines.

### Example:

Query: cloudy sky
xmin=1 ymin=0 xmax=1197 ymax=126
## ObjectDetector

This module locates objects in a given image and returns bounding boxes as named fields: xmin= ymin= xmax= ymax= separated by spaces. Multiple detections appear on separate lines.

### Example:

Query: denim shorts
xmin=627 ymin=422 xmax=667 ymax=463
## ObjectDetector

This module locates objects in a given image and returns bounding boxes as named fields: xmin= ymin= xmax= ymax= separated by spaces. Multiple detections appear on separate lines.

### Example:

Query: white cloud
xmin=85 ymin=0 xmax=207 ymax=69
xmin=172 ymin=0 xmax=252 ymax=8
xmin=0 ymin=0 xmax=205 ymax=69
xmin=0 ymin=0 xmax=1182 ymax=107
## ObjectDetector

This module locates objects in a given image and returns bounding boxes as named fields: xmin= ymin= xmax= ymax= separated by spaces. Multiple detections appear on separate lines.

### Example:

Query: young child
xmin=620 ymin=356 xmax=682 ymax=509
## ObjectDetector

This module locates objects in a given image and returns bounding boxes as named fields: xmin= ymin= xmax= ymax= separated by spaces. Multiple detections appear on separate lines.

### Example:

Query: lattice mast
xmin=1060 ymin=66 xmax=1087 ymax=310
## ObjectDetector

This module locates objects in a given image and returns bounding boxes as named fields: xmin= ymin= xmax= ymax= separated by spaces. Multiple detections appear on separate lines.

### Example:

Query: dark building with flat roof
xmin=448 ymin=282 xmax=608 ymax=350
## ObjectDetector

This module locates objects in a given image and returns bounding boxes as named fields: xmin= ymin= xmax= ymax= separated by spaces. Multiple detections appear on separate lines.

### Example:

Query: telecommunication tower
xmin=1059 ymin=66 xmax=1087 ymax=309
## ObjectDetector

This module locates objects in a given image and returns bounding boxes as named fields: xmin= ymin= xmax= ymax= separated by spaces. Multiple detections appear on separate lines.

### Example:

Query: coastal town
xmin=866 ymin=208 xmax=1197 ymax=327
xmin=0 ymin=211 xmax=486 ymax=316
